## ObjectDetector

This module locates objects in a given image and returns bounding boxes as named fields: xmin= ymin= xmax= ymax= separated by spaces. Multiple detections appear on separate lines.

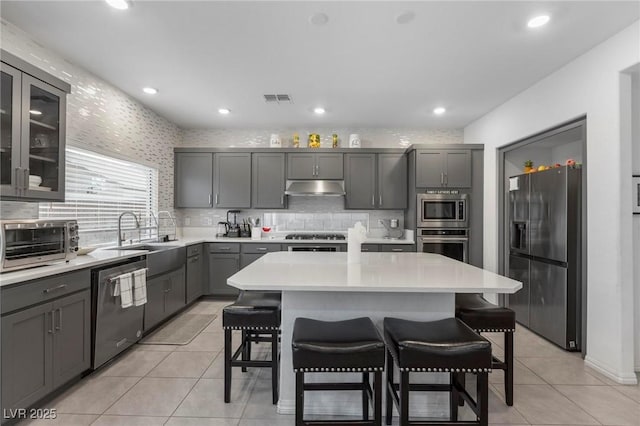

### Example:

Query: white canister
xmin=349 ymin=134 xmax=361 ymax=148
xmin=270 ymin=134 xmax=282 ymax=148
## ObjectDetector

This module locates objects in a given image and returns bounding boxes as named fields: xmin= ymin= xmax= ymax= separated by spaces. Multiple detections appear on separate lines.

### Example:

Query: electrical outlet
xmin=184 ymin=217 xmax=191 ymax=226
xmin=203 ymin=217 xmax=212 ymax=226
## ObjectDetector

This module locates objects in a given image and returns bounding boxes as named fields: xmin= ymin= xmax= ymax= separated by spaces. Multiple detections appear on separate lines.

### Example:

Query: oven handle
xmin=419 ymin=237 xmax=469 ymax=242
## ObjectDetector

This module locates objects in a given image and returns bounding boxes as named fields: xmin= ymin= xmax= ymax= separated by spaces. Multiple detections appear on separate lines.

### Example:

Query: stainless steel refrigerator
xmin=508 ymin=166 xmax=582 ymax=351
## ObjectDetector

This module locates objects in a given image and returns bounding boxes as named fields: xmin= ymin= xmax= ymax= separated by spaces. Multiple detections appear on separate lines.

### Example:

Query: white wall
xmin=631 ymin=71 xmax=640 ymax=370
xmin=464 ymin=21 xmax=640 ymax=383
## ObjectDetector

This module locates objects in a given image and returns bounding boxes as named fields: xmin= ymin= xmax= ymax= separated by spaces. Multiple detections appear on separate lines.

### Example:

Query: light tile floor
xmin=21 ymin=299 xmax=640 ymax=426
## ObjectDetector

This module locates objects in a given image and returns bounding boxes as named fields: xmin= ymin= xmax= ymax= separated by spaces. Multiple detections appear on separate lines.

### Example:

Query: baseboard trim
xmin=584 ymin=356 xmax=638 ymax=384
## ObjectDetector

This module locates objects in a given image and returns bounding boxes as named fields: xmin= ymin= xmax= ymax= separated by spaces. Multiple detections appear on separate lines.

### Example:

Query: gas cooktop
xmin=284 ymin=233 xmax=346 ymax=241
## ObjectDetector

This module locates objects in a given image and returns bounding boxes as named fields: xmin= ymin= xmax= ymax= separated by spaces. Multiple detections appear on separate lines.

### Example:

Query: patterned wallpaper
xmin=182 ymin=128 xmax=463 ymax=148
xmin=0 ymin=19 xmax=181 ymax=218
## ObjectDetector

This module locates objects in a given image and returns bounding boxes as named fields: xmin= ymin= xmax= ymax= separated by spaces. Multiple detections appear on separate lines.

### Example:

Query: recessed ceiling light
xmin=433 ymin=107 xmax=446 ymax=115
xmin=396 ymin=11 xmax=416 ymax=24
xmin=313 ymin=107 xmax=326 ymax=115
xmin=142 ymin=87 xmax=158 ymax=95
xmin=29 ymin=110 xmax=42 ymax=115
xmin=218 ymin=108 xmax=231 ymax=115
xmin=105 ymin=0 xmax=130 ymax=10
xmin=527 ymin=15 xmax=550 ymax=28
xmin=309 ymin=13 xmax=329 ymax=26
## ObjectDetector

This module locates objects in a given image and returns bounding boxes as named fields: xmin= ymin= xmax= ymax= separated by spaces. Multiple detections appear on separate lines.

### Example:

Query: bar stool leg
xmin=241 ymin=330 xmax=248 ymax=372
xmin=477 ymin=372 xmax=489 ymax=426
xmin=457 ymin=372 xmax=466 ymax=406
xmin=295 ymin=372 xmax=305 ymax=426
xmin=224 ymin=329 xmax=232 ymax=403
xmin=362 ymin=372 xmax=370 ymax=420
xmin=385 ymin=350 xmax=394 ymax=425
xmin=399 ymin=371 xmax=409 ymax=426
xmin=449 ymin=372 xmax=459 ymax=421
xmin=374 ymin=371 xmax=382 ymax=426
xmin=271 ymin=330 xmax=279 ymax=404
xmin=505 ymin=331 xmax=514 ymax=406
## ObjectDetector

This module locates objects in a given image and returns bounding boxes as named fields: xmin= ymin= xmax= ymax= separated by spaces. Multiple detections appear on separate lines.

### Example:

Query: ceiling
xmin=1 ymin=1 xmax=638 ymax=129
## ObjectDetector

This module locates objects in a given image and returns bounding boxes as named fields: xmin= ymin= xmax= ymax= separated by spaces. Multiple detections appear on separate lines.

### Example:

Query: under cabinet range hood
xmin=284 ymin=180 xmax=346 ymax=196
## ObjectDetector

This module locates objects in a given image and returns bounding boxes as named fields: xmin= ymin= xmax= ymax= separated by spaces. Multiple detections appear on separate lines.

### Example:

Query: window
xmin=39 ymin=147 xmax=158 ymax=246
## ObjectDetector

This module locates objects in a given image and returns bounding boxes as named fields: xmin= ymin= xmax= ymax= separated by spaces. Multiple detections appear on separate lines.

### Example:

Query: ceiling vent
xmin=264 ymin=94 xmax=293 ymax=104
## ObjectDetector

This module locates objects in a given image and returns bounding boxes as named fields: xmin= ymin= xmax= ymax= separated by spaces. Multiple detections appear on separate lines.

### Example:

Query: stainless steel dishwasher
xmin=92 ymin=257 xmax=146 ymax=369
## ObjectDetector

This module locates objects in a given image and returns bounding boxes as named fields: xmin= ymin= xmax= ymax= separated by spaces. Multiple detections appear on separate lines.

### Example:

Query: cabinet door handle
xmin=208 ymin=193 xmax=212 ymax=206
xmin=189 ymin=256 xmax=199 ymax=263
xmin=215 ymin=194 xmax=219 ymax=204
xmin=43 ymin=284 xmax=67 ymax=294
xmin=371 ymin=194 xmax=375 ymax=206
xmin=257 ymin=247 xmax=268 ymax=251
xmin=23 ymin=168 xmax=29 ymax=190
xmin=379 ymin=195 xmax=383 ymax=206
xmin=219 ymin=247 xmax=231 ymax=251
xmin=440 ymin=172 xmax=444 ymax=185
xmin=55 ymin=308 xmax=62 ymax=331
xmin=391 ymin=248 xmax=403 ymax=252
xmin=444 ymin=173 xmax=448 ymax=186
xmin=48 ymin=311 xmax=54 ymax=334
xmin=281 ymin=195 xmax=285 ymax=205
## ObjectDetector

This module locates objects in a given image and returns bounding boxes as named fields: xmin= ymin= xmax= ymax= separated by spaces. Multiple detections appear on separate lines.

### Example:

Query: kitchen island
xmin=228 ymin=251 xmax=521 ymax=418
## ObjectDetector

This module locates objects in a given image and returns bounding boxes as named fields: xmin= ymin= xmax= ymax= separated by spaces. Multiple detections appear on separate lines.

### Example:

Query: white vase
xmin=270 ymin=134 xmax=282 ymax=148
xmin=349 ymin=134 xmax=361 ymax=148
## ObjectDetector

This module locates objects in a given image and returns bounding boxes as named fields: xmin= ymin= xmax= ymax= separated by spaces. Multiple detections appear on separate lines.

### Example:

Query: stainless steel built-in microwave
xmin=0 ymin=219 xmax=79 ymax=272
xmin=417 ymin=193 xmax=468 ymax=228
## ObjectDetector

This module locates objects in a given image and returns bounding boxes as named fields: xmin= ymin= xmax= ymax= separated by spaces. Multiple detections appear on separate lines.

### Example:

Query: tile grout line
xmin=88 ymin=375 xmax=146 ymax=425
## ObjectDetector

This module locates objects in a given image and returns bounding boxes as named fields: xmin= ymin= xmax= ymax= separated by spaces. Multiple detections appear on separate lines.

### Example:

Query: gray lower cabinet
xmin=252 ymin=153 xmax=286 ymax=208
xmin=144 ymin=267 xmax=186 ymax=331
xmin=287 ymin=153 xmax=343 ymax=179
xmin=175 ymin=152 xmax=213 ymax=208
xmin=240 ymin=253 xmax=263 ymax=269
xmin=1 ymin=289 xmax=90 ymax=414
xmin=381 ymin=244 xmax=415 ymax=252
xmin=208 ymin=254 xmax=240 ymax=296
xmin=345 ymin=153 xmax=407 ymax=209
xmin=240 ymin=243 xmax=282 ymax=268
xmin=361 ymin=244 xmax=380 ymax=252
xmin=416 ymin=150 xmax=471 ymax=188
xmin=214 ymin=153 xmax=251 ymax=208
xmin=186 ymin=247 xmax=204 ymax=304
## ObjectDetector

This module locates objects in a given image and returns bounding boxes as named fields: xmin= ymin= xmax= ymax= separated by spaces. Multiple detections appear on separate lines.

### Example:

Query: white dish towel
xmin=113 ymin=272 xmax=133 ymax=309
xmin=132 ymin=268 xmax=147 ymax=306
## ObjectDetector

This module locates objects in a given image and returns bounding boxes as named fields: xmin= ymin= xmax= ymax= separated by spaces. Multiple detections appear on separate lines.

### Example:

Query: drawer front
xmin=1 ymin=269 xmax=91 ymax=314
xmin=208 ymin=243 xmax=240 ymax=253
xmin=361 ymin=244 xmax=380 ymax=252
xmin=187 ymin=244 xmax=203 ymax=257
xmin=241 ymin=243 xmax=282 ymax=254
xmin=381 ymin=244 xmax=415 ymax=253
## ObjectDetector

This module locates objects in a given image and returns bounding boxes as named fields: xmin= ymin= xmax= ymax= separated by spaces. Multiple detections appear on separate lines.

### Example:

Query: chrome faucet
xmin=117 ymin=211 xmax=140 ymax=247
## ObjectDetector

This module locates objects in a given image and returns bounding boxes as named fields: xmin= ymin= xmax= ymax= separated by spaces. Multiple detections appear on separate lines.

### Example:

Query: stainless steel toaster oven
xmin=0 ymin=219 xmax=79 ymax=272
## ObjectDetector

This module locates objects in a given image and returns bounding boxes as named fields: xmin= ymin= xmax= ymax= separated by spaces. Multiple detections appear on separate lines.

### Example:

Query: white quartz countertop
xmin=228 ymin=252 xmax=522 ymax=294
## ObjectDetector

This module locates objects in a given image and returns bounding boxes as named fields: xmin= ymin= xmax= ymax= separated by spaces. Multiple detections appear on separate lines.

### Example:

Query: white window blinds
xmin=39 ymin=147 xmax=158 ymax=246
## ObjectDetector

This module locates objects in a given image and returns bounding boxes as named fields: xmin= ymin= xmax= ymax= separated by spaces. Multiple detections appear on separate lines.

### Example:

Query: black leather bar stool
xmin=223 ymin=291 xmax=281 ymax=404
xmin=455 ymin=294 xmax=516 ymax=406
xmin=292 ymin=317 xmax=385 ymax=426
xmin=384 ymin=317 xmax=492 ymax=426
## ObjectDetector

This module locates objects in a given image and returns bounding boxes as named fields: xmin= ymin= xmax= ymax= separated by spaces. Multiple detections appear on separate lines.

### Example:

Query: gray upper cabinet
xmin=214 ymin=153 xmax=251 ymax=208
xmin=175 ymin=153 xmax=213 ymax=208
xmin=252 ymin=153 xmax=286 ymax=208
xmin=378 ymin=153 xmax=407 ymax=209
xmin=1 ymin=51 xmax=71 ymax=202
xmin=416 ymin=149 xmax=471 ymax=188
xmin=345 ymin=154 xmax=376 ymax=209
xmin=345 ymin=153 xmax=406 ymax=209
xmin=287 ymin=153 xmax=343 ymax=179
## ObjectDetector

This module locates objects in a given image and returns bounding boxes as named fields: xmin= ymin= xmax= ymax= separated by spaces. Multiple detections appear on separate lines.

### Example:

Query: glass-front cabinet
xmin=0 ymin=51 xmax=69 ymax=202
